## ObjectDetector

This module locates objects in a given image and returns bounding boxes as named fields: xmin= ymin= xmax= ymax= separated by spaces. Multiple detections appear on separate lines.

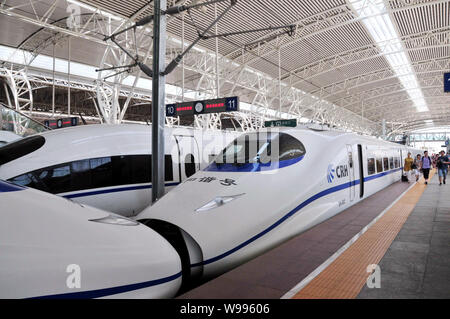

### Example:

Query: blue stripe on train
xmin=191 ymin=167 xmax=403 ymax=267
xmin=0 ymin=180 xmax=24 ymax=193
xmin=29 ymin=271 xmax=182 ymax=299
xmin=204 ymin=156 xmax=305 ymax=172
xmin=63 ymin=182 xmax=180 ymax=199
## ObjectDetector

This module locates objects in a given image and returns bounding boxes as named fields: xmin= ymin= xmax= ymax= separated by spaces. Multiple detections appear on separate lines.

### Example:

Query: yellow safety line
xmin=292 ymin=170 xmax=435 ymax=299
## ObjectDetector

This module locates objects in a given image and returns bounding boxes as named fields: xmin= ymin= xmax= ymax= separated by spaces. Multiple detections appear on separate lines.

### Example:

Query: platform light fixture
xmin=348 ymin=0 xmax=429 ymax=113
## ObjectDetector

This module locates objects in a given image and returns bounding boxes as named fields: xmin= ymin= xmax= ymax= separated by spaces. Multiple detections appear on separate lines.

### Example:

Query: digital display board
xmin=166 ymin=96 xmax=239 ymax=117
xmin=44 ymin=117 xmax=78 ymax=129
xmin=444 ymin=73 xmax=450 ymax=93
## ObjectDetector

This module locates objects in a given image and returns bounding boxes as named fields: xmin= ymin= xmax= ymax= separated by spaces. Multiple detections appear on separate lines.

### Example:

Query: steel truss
xmin=1 ymin=0 xmax=447 ymax=135
xmin=0 ymin=0 xmax=379 ymax=133
xmin=282 ymin=26 xmax=449 ymax=85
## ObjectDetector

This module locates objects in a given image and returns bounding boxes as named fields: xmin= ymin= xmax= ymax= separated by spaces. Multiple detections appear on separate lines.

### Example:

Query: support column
xmin=181 ymin=14 xmax=185 ymax=101
xmin=278 ymin=48 xmax=282 ymax=117
xmin=215 ymin=3 xmax=220 ymax=98
xmin=67 ymin=37 xmax=71 ymax=116
xmin=52 ymin=42 xmax=55 ymax=116
xmin=152 ymin=0 xmax=167 ymax=203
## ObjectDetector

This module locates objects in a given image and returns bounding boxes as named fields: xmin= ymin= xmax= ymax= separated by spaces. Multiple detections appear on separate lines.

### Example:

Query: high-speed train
xmin=0 ymin=124 xmax=240 ymax=217
xmin=136 ymin=127 xmax=422 ymax=284
xmin=0 ymin=130 xmax=20 ymax=146
xmin=0 ymin=179 xmax=182 ymax=298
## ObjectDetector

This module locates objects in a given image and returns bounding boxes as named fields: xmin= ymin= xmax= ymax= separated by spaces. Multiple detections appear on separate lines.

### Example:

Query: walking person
xmin=404 ymin=152 xmax=414 ymax=182
xmin=421 ymin=151 xmax=432 ymax=185
xmin=412 ymin=154 xmax=421 ymax=182
xmin=437 ymin=150 xmax=450 ymax=186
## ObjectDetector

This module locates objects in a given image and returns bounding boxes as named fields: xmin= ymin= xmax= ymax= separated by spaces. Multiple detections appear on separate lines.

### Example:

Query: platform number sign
xmin=166 ymin=104 xmax=176 ymax=117
xmin=166 ymin=97 xmax=240 ymax=117
xmin=445 ymin=73 xmax=450 ymax=93
xmin=225 ymin=96 xmax=239 ymax=112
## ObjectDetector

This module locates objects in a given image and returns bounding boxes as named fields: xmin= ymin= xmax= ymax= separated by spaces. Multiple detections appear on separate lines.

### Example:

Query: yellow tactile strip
xmin=292 ymin=171 xmax=435 ymax=299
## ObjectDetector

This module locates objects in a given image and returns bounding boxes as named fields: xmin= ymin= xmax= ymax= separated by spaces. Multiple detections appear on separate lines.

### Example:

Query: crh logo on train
xmin=336 ymin=165 xmax=348 ymax=178
xmin=327 ymin=164 xmax=348 ymax=183
xmin=327 ymin=165 xmax=335 ymax=183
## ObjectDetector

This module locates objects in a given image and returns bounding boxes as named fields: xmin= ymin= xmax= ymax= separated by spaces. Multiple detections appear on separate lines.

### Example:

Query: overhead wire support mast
xmin=151 ymin=0 xmax=167 ymax=203
xmin=104 ymin=36 xmax=153 ymax=77
xmin=102 ymin=0 xmax=230 ymax=42
xmin=165 ymin=0 xmax=230 ymax=15
xmin=102 ymin=0 xmax=233 ymax=79
xmin=163 ymin=0 xmax=238 ymax=76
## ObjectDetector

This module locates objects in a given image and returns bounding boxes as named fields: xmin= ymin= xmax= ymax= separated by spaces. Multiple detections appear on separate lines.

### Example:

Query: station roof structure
xmin=0 ymin=0 xmax=449 ymax=136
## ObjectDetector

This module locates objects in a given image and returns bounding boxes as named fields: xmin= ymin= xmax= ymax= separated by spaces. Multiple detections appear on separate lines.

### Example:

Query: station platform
xmin=179 ymin=171 xmax=449 ymax=299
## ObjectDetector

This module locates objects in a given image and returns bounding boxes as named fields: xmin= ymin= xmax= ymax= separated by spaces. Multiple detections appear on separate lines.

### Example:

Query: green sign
xmin=264 ymin=119 xmax=297 ymax=128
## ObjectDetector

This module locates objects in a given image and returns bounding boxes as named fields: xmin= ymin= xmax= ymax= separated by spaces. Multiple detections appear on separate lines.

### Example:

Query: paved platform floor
xmin=179 ymin=180 xmax=411 ymax=299
xmin=358 ymin=173 xmax=450 ymax=299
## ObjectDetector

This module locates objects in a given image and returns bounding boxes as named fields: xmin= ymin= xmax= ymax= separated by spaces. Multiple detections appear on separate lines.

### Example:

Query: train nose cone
xmin=0 ymin=187 xmax=183 ymax=299
xmin=97 ymin=224 xmax=183 ymax=299
xmin=74 ymin=219 xmax=184 ymax=299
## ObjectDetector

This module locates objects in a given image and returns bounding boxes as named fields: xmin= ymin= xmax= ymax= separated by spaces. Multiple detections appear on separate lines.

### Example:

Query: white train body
xmin=137 ymin=128 xmax=421 ymax=281
xmin=0 ymin=180 xmax=182 ymax=298
xmin=0 ymin=131 xmax=21 ymax=145
xmin=0 ymin=124 xmax=239 ymax=217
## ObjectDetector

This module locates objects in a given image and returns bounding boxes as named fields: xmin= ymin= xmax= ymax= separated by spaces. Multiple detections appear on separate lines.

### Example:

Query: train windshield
xmin=206 ymin=132 xmax=306 ymax=172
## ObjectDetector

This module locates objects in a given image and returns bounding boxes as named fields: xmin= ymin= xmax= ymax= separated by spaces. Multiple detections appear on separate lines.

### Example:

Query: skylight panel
xmin=349 ymin=0 xmax=429 ymax=112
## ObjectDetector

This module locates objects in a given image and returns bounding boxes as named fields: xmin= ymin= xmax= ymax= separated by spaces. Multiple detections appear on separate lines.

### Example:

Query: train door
xmin=347 ymin=145 xmax=355 ymax=202
xmin=358 ymin=144 xmax=364 ymax=198
xmin=400 ymin=149 xmax=404 ymax=171
xmin=174 ymin=135 xmax=201 ymax=181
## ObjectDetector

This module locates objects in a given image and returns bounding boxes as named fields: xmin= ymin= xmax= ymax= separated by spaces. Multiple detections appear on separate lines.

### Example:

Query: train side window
xmin=389 ymin=157 xmax=394 ymax=169
xmin=165 ymin=155 xmax=174 ymax=181
xmin=90 ymin=157 xmax=113 ymax=188
xmin=112 ymin=156 xmax=132 ymax=185
xmin=71 ymin=159 xmax=91 ymax=191
xmin=8 ymin=173 xmax=40 ymax=189
xmin=38 ymin=164 xmax=71 ymax=193
xmin=130 ymin=155 xmax=151 ymax=184
xmin=383 ymin=157 xmax=389 ymax=171
xmin=376 ymin=158 xmax=383 ymax=173
xmin=185 ymin=154 xmax=196 ymax=178
xmin=367 ymin=158 xmax=376 ymax=175
xmin=394 ymin=157 xmax=400 ymax=168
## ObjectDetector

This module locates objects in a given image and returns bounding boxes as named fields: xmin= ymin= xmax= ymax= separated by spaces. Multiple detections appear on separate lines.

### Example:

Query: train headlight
xmin=195 ymin=194 xmax=245 ymax=212
xmin=89 ymin=214 xmax=139 ymax=226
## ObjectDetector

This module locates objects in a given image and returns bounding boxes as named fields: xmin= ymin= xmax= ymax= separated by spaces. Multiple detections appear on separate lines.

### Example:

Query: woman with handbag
xmin=404 ymin=152 xmax=414 ymax=182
